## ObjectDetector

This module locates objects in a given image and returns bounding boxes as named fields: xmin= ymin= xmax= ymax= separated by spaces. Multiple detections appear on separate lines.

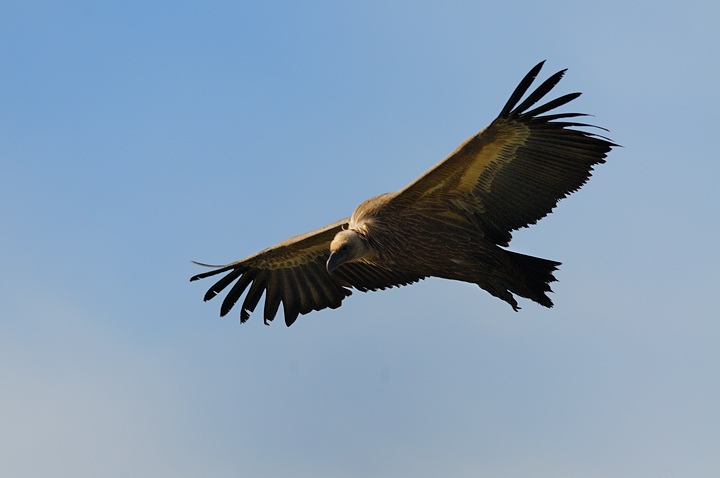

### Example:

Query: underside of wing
xmin=333 ymin=261 xmax=425 ymax=293
xmin=191 ymin=219 xmax=426 ymax=326
xmin=395 ymin=61 xmax=617 ymax=245
xmin=191 ymin=219 xmax=351 ymax=326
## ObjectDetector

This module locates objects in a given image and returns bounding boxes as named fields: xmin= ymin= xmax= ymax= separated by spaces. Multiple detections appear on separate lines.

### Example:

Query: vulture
xmin=191 ymin=61 xmax=616 ymax=326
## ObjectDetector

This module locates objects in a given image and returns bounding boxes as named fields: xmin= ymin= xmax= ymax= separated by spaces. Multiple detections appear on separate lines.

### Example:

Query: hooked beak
xmin=326 ymin=250 xmax=345 ymax=274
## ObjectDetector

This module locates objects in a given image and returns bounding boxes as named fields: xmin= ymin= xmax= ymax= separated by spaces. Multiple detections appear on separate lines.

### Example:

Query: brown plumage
xmin=191 ymin=61 xmax=616 ymax=326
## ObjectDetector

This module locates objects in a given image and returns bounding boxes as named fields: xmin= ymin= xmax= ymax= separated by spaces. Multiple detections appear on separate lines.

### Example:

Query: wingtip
xmin=240 ymin=309 xmax=251 ymax=323
xmin=189 ymin=261 xmax=239 ymax=282
xmin=499 ymin=60 xmax=548 ymax=118
xmin=191 ymin=260 xmax=227 ymax=268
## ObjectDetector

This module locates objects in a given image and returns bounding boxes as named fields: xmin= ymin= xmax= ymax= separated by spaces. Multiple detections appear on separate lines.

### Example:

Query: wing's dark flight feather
xmin=236 ymin=272 xmax=266 ymax=320
xmin=534 ymin=112 xmax=589 ymax=122
xmin=221 ymin=271 xmax=256 ymax=317
xmin=499 ymin=61 xmax=546 ymax=117
xmin=191 ymin=263 xmax=238 ymax=281
xmin=203 ymin=267 xmax=244 ymax=301
xmin=509 ymin=69 xmax=566 ymax=117
xmin=522 ymin=92 xmax=581 ymax=118
xmin=263 ymin=275 xmax=282 ymax=325
xmin=291 ymin=268 xmax=314 ymax=315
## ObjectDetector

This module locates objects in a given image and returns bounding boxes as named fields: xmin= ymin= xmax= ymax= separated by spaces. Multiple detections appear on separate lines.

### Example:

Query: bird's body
xmin=332 ymin=190 xmax=559 ymax=311
xmin=191 ymin=61 xmax=616 ymax=326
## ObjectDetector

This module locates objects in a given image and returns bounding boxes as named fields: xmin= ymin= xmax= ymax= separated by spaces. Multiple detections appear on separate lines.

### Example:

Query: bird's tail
xmin=482 ymin=251 xmax=560 ymax=311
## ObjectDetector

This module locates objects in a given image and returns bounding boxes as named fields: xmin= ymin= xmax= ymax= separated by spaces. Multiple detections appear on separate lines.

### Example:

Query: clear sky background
xmin=2 ymin=1 xmax=719 ymax=477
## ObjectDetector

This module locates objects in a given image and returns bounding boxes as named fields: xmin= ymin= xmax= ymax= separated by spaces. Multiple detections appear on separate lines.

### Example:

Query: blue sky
xmin=2 ymin=1 xmax=719 ymax=477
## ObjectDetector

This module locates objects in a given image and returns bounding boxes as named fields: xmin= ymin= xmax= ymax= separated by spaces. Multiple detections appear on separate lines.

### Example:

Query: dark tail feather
xmin=508 ymin=251 xmax=560 ymax=308
xmin=482 ymin=251 xmax=560 ymax=310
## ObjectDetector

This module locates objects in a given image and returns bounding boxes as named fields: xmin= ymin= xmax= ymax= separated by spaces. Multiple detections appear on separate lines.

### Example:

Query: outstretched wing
xmin=191 ymin=218 xmax=424 ymax=326
xmin=395 ymin=61 xmax=617 ymax=246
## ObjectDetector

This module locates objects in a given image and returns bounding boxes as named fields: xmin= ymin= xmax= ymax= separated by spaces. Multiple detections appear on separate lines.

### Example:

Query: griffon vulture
xmin=191 ymin=61 xmax=616 ymax=326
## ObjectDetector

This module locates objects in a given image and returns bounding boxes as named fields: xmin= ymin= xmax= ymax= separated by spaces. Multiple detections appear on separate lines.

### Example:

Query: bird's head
xmin=326 ymin=229 xmax=370 ymax=273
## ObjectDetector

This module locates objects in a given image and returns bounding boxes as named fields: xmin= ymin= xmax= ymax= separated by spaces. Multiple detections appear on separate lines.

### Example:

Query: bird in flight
xmin=191 ymin=61 xmax=616 ymax=326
